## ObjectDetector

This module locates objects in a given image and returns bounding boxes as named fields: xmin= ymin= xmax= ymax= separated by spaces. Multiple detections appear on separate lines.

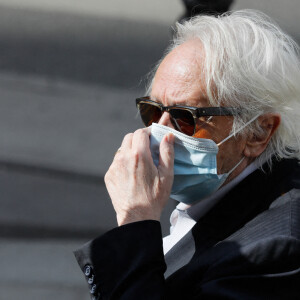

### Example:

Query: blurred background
xmin=0 ymin=0 xmax=299 ymax=299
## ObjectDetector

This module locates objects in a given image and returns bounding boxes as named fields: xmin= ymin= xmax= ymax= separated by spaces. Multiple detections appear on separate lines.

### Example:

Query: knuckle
xmin=114 ymin=152 xmax=122 ymax=161
xmin=134 ymin=128 xmax=144 ymax=135
xmin=126 ymin=132 xmax=134 ymax=138
xmin=124 ymin=132 xmax=133 ymax=141
xmin=135 ymin=128 xmax=150 ymax=139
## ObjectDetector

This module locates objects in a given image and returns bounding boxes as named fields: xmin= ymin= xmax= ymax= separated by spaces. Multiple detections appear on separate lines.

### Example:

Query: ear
xmin=243 ymin=114 xmax=281 ymax=158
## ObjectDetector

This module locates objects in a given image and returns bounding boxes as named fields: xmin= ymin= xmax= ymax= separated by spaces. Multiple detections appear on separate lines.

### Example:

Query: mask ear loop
xmin=217 ymin=114 xmax=261 ymax=147
xmin=226 ymin=156 xmax=245 ymax=176
xmin=217 ymin=114 xmax=260 ymax=176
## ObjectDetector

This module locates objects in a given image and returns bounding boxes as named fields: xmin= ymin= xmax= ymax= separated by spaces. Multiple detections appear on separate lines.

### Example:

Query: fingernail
xmin=167 ymin=133 xmax=175 ymax=144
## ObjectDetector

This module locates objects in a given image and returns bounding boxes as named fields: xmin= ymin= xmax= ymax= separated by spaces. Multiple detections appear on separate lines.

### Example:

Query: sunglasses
xmin=136 ymin=97 xmax=241 ymax=136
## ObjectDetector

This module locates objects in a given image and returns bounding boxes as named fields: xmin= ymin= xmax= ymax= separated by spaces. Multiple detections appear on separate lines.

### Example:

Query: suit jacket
xmin=74 ymin=158 xmax=300 ymax=300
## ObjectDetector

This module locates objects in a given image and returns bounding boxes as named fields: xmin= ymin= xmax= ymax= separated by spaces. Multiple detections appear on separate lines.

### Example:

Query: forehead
xmin=151 ymin=39 xmax=210 ymax=107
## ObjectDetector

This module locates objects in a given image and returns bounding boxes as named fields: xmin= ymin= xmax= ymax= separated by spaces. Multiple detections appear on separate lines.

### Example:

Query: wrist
xmin=117 ymin=210 xmax=161 ymax=226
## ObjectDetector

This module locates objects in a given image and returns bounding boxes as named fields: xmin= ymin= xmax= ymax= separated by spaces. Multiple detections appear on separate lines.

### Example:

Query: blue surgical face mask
xmin=150 ymin=115 xmax=259 ymax=204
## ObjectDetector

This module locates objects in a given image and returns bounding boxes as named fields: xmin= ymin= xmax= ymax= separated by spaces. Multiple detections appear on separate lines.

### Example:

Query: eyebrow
xmin=149 ymin=95 xmax=162 ymax=104
xmin=149 ymin=95 xmax=207 ymax=108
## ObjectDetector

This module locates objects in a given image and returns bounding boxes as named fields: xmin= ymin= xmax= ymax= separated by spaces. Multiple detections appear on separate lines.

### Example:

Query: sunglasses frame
xmin=136 ymin=97 xmax=241 ymax=135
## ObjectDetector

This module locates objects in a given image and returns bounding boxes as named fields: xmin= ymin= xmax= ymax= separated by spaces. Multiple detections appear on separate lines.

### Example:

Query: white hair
xmin=146 ymin=9 xmax=300 ymax=167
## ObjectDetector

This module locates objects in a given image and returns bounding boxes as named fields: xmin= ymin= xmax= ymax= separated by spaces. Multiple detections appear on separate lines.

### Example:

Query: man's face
xmin=150 ymin=39 xmax=248 ymax=178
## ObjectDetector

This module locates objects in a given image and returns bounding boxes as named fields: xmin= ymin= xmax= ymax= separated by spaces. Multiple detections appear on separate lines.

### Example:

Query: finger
xmin=120 ymin=132 xmax=133 ymax=151
xmin=132 ymin=128 xmax=151 ymax=156
xmin=144 ymin=126 xmax=151 ymax=135
xmin=158 ymin=133 xmax=175 ymax=179
xmin=113 ymin=133 xmax=133 ymax=162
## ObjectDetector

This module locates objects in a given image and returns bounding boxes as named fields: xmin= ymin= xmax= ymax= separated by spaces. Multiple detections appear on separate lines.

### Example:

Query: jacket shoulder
xmin=227 ymin=188 xmax=300 ymax=244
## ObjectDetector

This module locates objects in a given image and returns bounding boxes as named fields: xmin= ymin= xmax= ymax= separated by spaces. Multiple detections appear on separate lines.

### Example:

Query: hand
xmin=104 ymin=128 xmax=175 ymax=226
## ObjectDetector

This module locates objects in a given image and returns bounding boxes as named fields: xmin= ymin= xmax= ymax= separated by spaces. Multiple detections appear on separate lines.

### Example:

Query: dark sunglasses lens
xmin=138 ymin=103 xmax=162 ymax=127
xmin=170 ymin=109 xmax=195 ymax=136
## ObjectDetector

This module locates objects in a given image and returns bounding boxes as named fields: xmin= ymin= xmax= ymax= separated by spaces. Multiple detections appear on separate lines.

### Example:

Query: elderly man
xmin=75 ymin=10 xmax=300 ymax=299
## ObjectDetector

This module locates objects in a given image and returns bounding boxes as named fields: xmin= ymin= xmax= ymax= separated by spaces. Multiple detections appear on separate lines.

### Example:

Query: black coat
xmin=74 ymin=158 xmax=300 ymax=299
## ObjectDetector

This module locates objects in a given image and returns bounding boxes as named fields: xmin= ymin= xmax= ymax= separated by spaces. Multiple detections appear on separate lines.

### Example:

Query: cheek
xmin=216 ymin=143 xmax=234 ymax=174
xmin=193 ymin=121 xmax=215 ymax=139
xmin=192 ymin=117 xmax=229 ymax=141
xmin=193 ymin=128 xmax=212 ymax=139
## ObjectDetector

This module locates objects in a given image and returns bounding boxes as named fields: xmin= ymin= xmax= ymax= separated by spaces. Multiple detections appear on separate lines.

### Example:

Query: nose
xmin=158 ymin=111 xmax=175 ymax=129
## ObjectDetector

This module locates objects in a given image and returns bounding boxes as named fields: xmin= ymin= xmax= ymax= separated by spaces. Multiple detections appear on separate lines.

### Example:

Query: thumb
xmin=158 ymin=133 xmax=175 ymax=180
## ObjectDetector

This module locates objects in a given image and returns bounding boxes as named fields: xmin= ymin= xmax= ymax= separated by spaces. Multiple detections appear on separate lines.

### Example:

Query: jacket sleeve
xmin=74 ymin=220 xmax=167 ymax=300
